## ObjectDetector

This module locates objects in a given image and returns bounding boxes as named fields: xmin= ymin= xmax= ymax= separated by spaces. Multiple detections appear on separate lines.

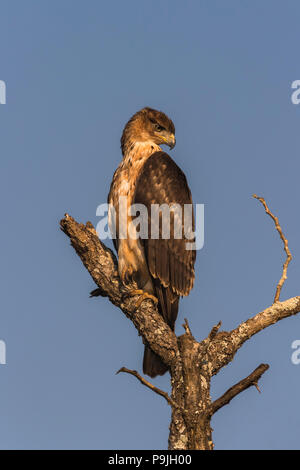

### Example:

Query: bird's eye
xmin=155 ymin=124 xmax=164 ymax=132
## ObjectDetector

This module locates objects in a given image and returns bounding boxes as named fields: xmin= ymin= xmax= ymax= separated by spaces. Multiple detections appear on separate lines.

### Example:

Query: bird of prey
xmin=107 ymin=107 xmax=196 ymax=377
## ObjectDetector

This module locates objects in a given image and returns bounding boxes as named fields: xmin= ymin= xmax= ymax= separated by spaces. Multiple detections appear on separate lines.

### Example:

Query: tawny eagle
xmin=106 ymin=108 xmax=196 ymax=377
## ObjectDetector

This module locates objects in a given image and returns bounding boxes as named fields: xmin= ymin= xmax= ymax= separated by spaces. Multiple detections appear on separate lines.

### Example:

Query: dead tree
xmin=60 ymin=195 xmax=298 ymax=450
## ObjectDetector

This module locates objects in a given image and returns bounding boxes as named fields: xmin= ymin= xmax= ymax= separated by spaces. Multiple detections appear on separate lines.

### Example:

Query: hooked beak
xmin=168 ymin=133 xmax=176 ymax=149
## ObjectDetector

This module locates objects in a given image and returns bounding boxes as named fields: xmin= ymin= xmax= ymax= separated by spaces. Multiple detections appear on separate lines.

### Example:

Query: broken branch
xmin=116 ymin=367 xmax=181 ymax=410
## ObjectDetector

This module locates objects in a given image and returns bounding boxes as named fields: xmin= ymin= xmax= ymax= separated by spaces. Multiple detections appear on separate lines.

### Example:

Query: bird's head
xmin=121 ymin=107 xmax=176 ymax=155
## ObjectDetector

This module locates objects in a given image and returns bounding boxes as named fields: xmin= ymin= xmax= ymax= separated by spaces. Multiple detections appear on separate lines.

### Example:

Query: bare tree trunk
xmin=168 ymin=328 xmax=213 ymax=450
xmin=60 ymin=196 xmax=299 ymax=450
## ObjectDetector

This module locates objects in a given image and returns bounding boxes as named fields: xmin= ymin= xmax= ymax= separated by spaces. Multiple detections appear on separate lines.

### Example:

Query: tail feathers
xmin=154 ymin=280 xmax=179 ymax=330
xmin=142 ymin=283 xmax=179 ymax=378
xmin=143 ymin=345 xmax=168 ymax=378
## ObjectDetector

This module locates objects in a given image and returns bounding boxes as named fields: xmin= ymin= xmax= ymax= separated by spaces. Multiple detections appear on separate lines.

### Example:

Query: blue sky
xmin=0 ymin=0 xmax=300 ymax=449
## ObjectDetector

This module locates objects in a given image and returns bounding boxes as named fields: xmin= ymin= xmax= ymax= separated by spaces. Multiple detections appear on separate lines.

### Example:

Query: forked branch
xmin=253 ymin=194 xmax=292 ymax=303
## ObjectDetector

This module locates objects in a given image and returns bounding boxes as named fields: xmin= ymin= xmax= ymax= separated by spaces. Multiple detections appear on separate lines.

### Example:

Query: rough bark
xmin=59 ymin=196 xmax=299 ymax=450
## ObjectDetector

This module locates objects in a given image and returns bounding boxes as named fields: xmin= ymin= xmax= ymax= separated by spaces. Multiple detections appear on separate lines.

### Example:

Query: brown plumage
xmin=107 ymin=107 xmax=196 ymax=377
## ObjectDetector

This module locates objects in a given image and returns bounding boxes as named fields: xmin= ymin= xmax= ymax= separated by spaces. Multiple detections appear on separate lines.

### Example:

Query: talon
xmin=135 ymin=293 xmax=158 ymax=310
xmin=125 ymin=289 xmax=158 ymax=310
